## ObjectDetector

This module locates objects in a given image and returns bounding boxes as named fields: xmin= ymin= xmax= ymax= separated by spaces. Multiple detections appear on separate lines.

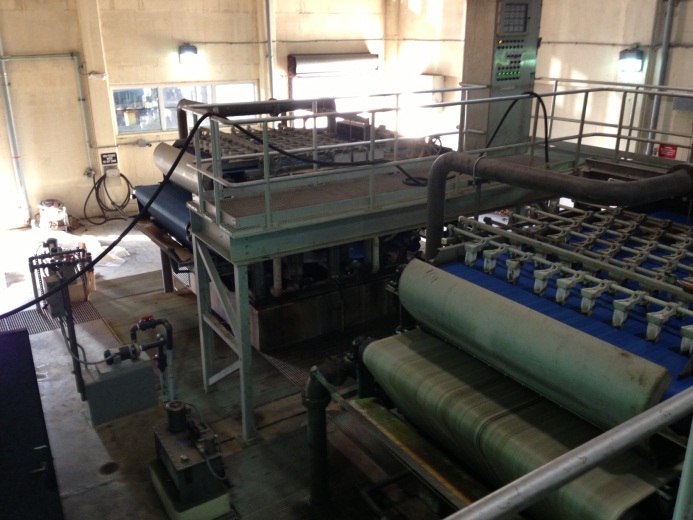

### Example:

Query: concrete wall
xmin=655 ymin=0 xmax=693 ymax=159
xmin=2 ymin=1 xmax=688 ymax=228
xmin=0 ymin=0 xmax=466 ymax=227
xmin=536 ymin=0 xmax=693 ymax=160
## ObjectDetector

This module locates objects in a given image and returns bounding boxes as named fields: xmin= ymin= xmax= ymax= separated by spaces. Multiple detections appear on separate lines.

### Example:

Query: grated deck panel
xmin=0 ymin=301 xmax=102 ymax=336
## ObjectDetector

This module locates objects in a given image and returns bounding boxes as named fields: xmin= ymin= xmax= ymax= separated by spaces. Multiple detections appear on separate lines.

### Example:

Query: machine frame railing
xmin=535 ymin=77 xmax=693 ymax=163
xmin=182 ymin=82 xmax=693 ymax=237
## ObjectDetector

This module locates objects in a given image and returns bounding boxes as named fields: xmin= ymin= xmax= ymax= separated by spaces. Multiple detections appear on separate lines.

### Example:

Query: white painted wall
xmin=537 ymin=0 xmax=693 ymax=160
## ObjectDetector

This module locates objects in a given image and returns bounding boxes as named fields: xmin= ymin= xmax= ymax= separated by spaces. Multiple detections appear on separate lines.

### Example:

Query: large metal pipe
xmin=176 ymin=98 xmax=338 ymax=139
xmin=0 ymin=34 xmax=31 ymax=224
xmin=153 ymin=142 xmax=210 ymax=194
xmin=303 ymin=359 xmax=351 ymax=506
xmin=264 ymin=0 xmax=275 ymax=99
xmin=444 ymin=385 xmax=693 ymax=520
xmin=425 ymin=152 xmax=693 ymax=260
xmin=71 ymin=53 xmax=94 ymax=173
xmin=645 ymin=0 xmax=677 ymax=156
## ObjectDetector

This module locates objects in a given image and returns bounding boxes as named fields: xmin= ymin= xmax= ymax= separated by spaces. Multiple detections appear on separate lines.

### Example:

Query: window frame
xmin=112 ymin=80 xmax=259 ymax=135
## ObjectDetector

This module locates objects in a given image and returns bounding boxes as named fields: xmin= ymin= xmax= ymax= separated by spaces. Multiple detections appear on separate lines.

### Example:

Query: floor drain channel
xmin=99 ymin=462 xmax=119 ymax=475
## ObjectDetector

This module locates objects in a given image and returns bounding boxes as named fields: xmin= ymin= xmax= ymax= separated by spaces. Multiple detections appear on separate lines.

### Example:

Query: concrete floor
xmin=2 ymin=219 xmax=423 ymax=520
xmin=0 ymin=218 xmax=162 ymax=315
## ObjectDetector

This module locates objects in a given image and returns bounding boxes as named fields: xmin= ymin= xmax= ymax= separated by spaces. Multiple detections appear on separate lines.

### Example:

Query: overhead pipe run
xmin=645 ymin=0 xmax=677 ymax=156
xmin=425 ymin=152 xmax=693 ymax=260
xmin=176 ymin=98 xmax=338 ymax=140
xmin=264 ymin=0 xmax=275 ymax=99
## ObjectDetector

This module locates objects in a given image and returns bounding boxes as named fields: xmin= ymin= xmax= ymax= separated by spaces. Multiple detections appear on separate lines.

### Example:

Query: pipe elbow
xmin=302 ymin=355 xmax=354 ymax=410
xmin=667 ymin=163 xmax=693 ymax=193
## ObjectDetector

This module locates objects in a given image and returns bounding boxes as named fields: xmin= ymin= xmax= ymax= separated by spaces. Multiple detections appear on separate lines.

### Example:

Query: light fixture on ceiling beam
xmin=179 ymin=43 xmax=198 ymax=65
xmin=619 ymin=47 xmax=644 ymax=72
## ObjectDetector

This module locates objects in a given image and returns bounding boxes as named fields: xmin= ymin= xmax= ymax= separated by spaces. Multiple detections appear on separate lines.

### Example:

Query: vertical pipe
xmin=71 ymin=53 xmax=94 ymax=173
xmin=304 ymin=368 xmax=331 ymax=506
xmin=0 ymin=34 xmax=31 ymax=224
xmin=271 ymin=256 xmax=282 ymax=297
xmin=529 ymin=96 xmax=541 ymax=167
xmin=371 ymin=237 xmax=380 ymax=274
xmin=307 ymin=397 xmax=328 ymax=505
xmin=645 ymin=0 xmax=676 ymax=156
xmin=62 ymin=289 xmax=86 ymax=400
xmin=167 ymin=348 xmax=175 ymax=401
xmin=264 ymin=0 xmax=275 ymax=99
xmin=234 ymin=263 xmax=256 ymax=441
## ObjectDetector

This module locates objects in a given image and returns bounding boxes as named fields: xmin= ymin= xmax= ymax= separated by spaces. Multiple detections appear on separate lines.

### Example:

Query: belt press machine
xmin=307 ymin=154 xmax=693 ymax=520
xmin=134 ymin=98 xmax=452 ymax=349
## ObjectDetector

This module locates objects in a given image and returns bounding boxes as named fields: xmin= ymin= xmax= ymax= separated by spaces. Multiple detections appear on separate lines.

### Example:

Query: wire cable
xmin=0 ymin=113 xmax=212 ymax=321
xmin=483 ymin=90 xmax=551 ymax=165
xmin=203 ymin=449 xmax=228 ymax=481
xmin=57 ymin=317 xmax=105 ymax=366
xmin=83 ymin=172 xmax=135 ymax=225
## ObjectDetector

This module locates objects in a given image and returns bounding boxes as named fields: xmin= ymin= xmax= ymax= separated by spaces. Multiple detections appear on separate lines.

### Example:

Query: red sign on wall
xmin=658 ymin=145 xmax=678 ymax=159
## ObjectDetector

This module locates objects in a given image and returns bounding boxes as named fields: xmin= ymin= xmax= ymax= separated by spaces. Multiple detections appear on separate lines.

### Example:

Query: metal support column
xmin=160 ymin=250 xmax=174 ymax=293
xmin=194 ymin=235 xmax=257 ymax=441
xmin=233 ymin=263 xmax=256 ymax=441
xmin=194 ymin=236 xmax=216 ymax=394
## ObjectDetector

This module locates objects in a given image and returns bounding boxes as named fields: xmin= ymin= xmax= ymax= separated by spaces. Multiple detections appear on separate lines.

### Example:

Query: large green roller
xmin=362 ymin=329 xmax=672 ymax=520
xmin=397 ymin=259 xmax=671 ymax=431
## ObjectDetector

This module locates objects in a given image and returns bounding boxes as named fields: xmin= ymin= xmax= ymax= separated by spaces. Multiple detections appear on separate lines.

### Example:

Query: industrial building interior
xmin=5 ymin=1 xmax=693 ymax=519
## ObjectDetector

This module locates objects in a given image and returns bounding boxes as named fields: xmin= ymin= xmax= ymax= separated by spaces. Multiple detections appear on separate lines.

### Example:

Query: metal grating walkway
xmin=0 ymin=301 xmax=102 ymax=335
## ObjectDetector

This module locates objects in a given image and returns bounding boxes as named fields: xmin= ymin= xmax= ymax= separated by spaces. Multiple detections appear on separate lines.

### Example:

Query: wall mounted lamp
xmin=179 ymin=43 xmax=198 ymax=65
xmin=619 ymin=47 xmax=644 ymax=72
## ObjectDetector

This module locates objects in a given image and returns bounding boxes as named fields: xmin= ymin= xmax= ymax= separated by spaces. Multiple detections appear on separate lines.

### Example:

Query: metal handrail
xmin=444 ymin=386 xmax=693 ymax=520
xmin=186 ymin=83 xmax=693 ymax=228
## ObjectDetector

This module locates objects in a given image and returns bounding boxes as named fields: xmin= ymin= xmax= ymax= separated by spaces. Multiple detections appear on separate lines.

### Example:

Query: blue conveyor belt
xmin=134 ymin=183 xmax=192 ymax=248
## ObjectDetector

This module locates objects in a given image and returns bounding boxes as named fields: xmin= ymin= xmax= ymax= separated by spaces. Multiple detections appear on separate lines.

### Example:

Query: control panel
xmin=491 ymin=1 xmax=541 ymax=91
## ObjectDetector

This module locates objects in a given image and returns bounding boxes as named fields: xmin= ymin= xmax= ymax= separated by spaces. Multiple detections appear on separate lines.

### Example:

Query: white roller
xmin=153 ymin=142 xmax=210 ymax=194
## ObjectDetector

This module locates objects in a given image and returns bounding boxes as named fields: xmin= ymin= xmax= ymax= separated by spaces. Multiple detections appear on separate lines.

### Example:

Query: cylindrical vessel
xmin=153 ymin=142 xmax=210 ymax=195
xmin=166 ymin=400 xmax=187 ymax=433
xmin=397 ymin=259 xmax=671 ymax=430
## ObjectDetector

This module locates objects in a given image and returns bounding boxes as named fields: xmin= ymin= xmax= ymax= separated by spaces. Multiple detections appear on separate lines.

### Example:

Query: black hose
xmin=82 ymin=172 xmax=135 ymax=225
xmin=484 ymin=91 xmax=550 ymax=165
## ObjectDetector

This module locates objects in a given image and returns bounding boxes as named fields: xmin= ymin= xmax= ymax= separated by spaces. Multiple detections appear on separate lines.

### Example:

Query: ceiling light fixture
xmin=619 ymin=47 xmax=644 ymax=72
xmin=179 ymin=43 xmax=198 ymax=65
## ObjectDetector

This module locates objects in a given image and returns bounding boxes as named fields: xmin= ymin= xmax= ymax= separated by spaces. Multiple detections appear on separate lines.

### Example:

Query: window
xmin=113 ymin=82 xmax=258 ymax=134
xmin=114 ymin=88 xmax=161 ymax=133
